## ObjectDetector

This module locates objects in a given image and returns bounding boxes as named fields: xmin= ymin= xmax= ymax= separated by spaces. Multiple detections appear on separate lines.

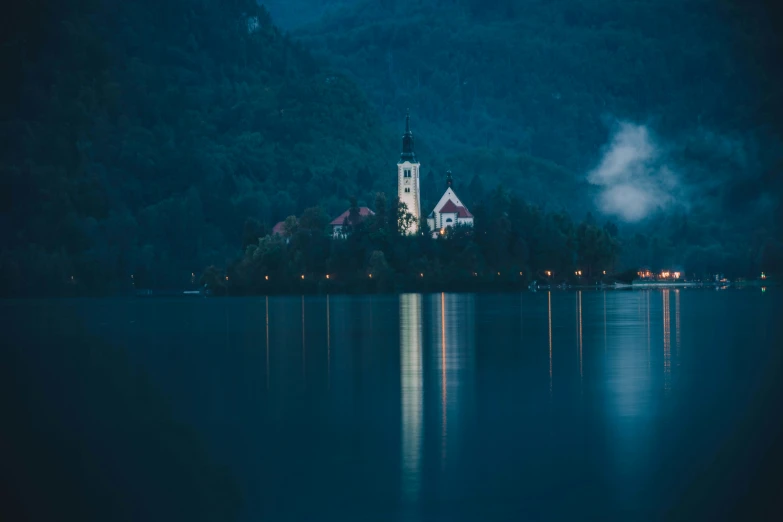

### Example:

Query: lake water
xmin=3 ymin=289 xmax=782 ymax=521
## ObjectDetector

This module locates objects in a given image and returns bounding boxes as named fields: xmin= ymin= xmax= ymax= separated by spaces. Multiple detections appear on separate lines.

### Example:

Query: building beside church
xmin=427 ymin=170 xmax=473 ymax=236
xmin=398 ymin=110 xmax=421 ymax=234
xmin=330 ymin=207 xmax=375 ymax=238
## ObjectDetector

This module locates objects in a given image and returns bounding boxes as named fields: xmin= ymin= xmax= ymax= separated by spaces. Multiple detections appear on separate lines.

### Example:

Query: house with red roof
xmin=330 ymin=207 xmax=375 ymax=238
xmin=271 ymin=221 xmax=287 ymax=236
xmin=426 ymin=171 xmax=474 ymax=236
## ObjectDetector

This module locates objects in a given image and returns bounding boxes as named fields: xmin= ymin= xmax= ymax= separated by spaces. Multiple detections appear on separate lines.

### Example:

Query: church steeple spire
xmin=400 ymin=109 xmax=416 ymax=162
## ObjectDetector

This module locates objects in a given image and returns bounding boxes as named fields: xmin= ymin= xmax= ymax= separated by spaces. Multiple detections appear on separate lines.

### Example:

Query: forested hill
xmin=287 ymin=0 xmax=782 ymax=279
xmin=0 ymin=0 xmax=392 ymax=296
xmin=1 ymin=0 xmax=780 ymax=296
xmin=297 ymin=0 xmax=781 ymax=166
xmin=259 ymin=0 xmax=359 ymax=29
xmin=295 ymin=0 xmax=782 ymax=207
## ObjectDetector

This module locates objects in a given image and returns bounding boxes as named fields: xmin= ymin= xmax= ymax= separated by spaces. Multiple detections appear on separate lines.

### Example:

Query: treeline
xmin=211 ymin=181 xmax=781 ymax=295
xmin=209 ymin=187 xmax=616 ymax=295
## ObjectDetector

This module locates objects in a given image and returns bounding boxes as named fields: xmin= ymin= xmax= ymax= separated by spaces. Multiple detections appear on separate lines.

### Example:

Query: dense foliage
xmin=213 ymin=189 xmax=623 ymax=295
xmin=0 ymin=0 xmax=393 ymax=296
xmin=290 ymin=0 xmax=783 ymax=282
xmin=1 ymin=0 xmax=780 ymax=296
xmin=299 ymin=0 xmax=781 ymax=167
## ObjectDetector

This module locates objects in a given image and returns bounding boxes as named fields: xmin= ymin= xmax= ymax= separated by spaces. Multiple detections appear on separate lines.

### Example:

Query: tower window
xmin=404 ymin=187 xmax=411 ymax=193
xmin=404 ymin=169 xmax=412 ymax=178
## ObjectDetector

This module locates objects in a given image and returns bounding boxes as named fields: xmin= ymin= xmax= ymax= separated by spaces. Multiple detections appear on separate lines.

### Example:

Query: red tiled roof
xmin=456 ymin=206 xmax=473 ymax=218
xmin=330 ymin=207 xmax=375 ymax=226
xmin=439 ymin=199 xmax=473 ymax=218
xmin=271 ymin=221 xmax=287 ymax=235
xmin=440 ymin=200 xmax=459 ymax=213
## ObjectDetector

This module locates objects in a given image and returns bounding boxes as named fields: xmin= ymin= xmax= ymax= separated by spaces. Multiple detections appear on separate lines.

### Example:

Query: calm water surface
xmin=3 ymin=290 xmax=782 ymax=521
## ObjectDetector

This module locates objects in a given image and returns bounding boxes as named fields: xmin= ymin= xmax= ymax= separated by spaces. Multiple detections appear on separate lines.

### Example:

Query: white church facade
xmin=426 ymin=170 xmax=473 ymax=236
xmin=397 ymin=111 xmax=473 ymax=236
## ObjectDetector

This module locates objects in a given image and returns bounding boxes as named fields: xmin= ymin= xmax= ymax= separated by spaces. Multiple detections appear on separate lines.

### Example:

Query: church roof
xmin=400 ymin=109 xmax=416 ymax=163
xmin=457 ymin=206 xmax=473 ymax=218
xmin=439 ymin=199 xmax=473 ymax=218
xmin=440 ymin=200 xmax=459 ymax=213
xmin=330 ymin=207 xmax=375 ymax=225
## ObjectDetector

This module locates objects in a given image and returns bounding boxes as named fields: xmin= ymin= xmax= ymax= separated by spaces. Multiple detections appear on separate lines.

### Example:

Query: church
xmin=425 ymin=170 xmax=473 ymax=235
xmin=397 ymin=111 xmax=473 ymax=236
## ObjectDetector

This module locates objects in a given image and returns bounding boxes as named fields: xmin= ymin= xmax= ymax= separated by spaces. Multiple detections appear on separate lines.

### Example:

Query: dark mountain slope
xmin=0 ymin=0 xmax=391 ymax=295
xmin=294 ymin=0 xmax=781 ymax=217
xmin=298 ymin=0 xmax=779 ymax=167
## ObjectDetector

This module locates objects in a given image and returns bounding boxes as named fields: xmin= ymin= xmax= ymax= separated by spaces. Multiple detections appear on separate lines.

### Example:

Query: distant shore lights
xmin=638 ymin=269 xmax=681 ymax=280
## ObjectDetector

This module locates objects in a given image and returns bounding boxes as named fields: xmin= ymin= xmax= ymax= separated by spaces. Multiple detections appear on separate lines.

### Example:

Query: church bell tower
xmin=398 ymin=109 xmax=421 ymax=234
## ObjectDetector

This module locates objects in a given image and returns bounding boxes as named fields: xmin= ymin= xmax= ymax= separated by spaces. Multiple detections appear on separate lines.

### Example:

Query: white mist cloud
xmin=588 ymin=122 xmax=677 ymax=222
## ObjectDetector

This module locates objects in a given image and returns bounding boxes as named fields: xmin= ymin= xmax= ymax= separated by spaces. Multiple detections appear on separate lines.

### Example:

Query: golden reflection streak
xmin=578 ymin=291 xmax=583 ymax=385
xmin=663 ymin=290 xmax=671 ymax=392
xmin=440 ymin=292 xmax=447 ymax=467
xmin=327 ymin=295 xmax=331 ymax=391
xmin=400 ymin=294 xmax=423 ymax=501
xmin=646 ymin=291 xmax=651 ymax=371
xmin=265 ymin=296 xmax=270 ymax=390
xmin=603 ymin=291 xmax=607 ymax=354
xmin=548 ymin=291 xmax=553 ymax=397
xmin=675 ymin=289 xmax=681 ymax=354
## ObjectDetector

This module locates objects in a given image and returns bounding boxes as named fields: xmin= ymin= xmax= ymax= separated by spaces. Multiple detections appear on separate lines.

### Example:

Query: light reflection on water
xmin=3 ymin=289 xmax=781 ymax=521
xmin=664 ymin=290 xmax=671 ymax=392
xmin=400 ymin=293 xmax=423 ymax=501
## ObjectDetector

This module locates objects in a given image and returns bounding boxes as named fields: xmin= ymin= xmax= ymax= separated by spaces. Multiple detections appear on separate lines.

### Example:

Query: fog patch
xmin=588 ymin=122 xmax=678 ymax=222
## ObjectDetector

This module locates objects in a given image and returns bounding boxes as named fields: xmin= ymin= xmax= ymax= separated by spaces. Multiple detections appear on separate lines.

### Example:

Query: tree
xmin=299 ymin=206 xmax=329 ymax=233
xmin=396 ymin=200 xmax=416 ymax=235
xmin=467 ymin=174 xmax=485 ymax=208
xmin=348 ymin=196 xmax=360 ymax=225
xmin=283 ymin=215 xmax=299 ymax=237
xmin=242 ymin=218 xmax=264 ymax=249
